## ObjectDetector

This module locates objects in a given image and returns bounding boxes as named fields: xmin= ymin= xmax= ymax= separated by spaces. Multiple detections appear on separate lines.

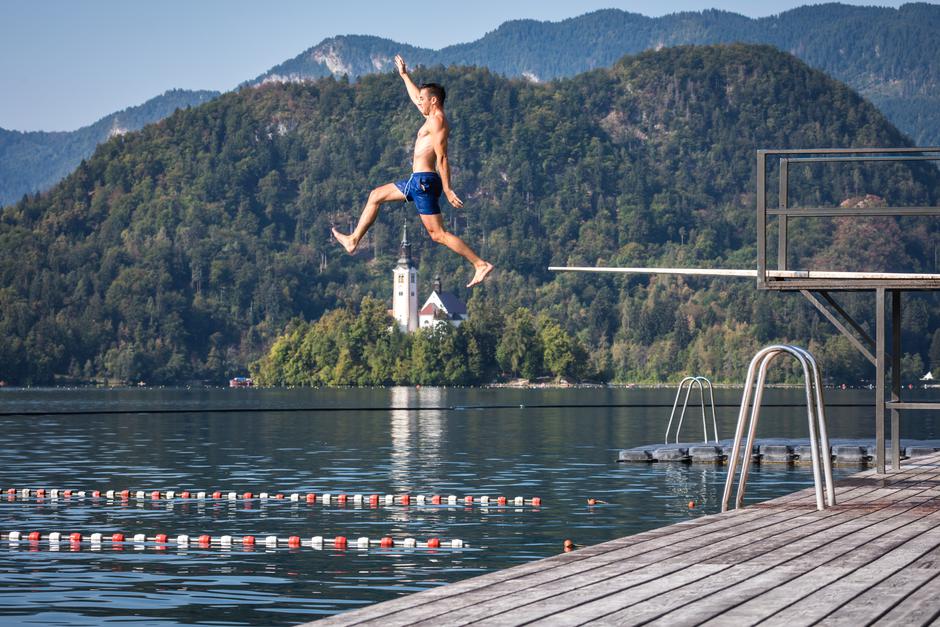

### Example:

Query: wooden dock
xmin=307 ymin=451 xmax=940 ymax=626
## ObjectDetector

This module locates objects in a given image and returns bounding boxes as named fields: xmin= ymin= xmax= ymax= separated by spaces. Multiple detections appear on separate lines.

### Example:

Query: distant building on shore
xmin=390 ymin=226 xmax=467 ymax=333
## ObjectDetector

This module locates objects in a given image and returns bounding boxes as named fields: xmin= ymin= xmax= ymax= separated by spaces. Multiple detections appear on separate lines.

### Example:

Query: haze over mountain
xmin=0 ymin=90 xmax=219 ymax=207
xmin=2 ymin=44 xmax=936 ymax=386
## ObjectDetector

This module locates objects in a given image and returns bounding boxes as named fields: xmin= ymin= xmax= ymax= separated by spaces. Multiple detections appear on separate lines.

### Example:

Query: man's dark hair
xmin=420 ymin=82 xmax=446 ymax=105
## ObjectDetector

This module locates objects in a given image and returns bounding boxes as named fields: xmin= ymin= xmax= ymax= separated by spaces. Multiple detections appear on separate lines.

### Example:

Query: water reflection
xmin=388 ymin=386 xmax=444 ymax=492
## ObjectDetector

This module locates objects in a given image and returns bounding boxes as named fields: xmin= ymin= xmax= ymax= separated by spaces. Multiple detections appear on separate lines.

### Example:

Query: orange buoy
xmin=426 ymin=537 xmax=441 ymax=548
xmin=334 ymin=536 xmax=348 ymax=548
xmin=112 ymin=533 xmax=125 ymax=543
xmin=380 ymin=536 xmax=394 ymax=548
xmin=288 ymin=536 xmax=301 ymax=547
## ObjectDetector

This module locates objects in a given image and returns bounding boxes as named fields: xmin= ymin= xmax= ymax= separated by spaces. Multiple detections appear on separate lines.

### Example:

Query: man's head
xmin=418 ymin=83 xmax=445 ymax=114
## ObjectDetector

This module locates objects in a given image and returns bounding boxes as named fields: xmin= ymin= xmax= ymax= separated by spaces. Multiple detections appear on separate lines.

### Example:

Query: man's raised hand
xmin=394 ymin=54 xmax=407 ymax=76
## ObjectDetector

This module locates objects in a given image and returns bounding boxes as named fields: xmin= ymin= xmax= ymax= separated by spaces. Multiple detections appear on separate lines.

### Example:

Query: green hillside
xmin=2 ymin=44 xmax=937 ymax=386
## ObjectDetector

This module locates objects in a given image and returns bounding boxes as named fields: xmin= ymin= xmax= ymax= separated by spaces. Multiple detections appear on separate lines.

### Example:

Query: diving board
xmin=549 ymin=267 xmax=940 ymax=281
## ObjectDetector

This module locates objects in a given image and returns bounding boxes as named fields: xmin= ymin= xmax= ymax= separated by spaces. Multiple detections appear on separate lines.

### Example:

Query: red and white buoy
xmin=4 ymin=487 xmax=543 ymax=508
xmin=1 ymin=530 xmax=467 ymax=551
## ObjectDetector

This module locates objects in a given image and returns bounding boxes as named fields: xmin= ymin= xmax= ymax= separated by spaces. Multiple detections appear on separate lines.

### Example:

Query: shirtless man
xmin=332 ymin=54 xmax=494 ymax=288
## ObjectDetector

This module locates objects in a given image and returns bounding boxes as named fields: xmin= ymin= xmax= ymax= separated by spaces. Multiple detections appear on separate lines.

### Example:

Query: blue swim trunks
xmin=395 ymin=172 xmax=442 ymax=215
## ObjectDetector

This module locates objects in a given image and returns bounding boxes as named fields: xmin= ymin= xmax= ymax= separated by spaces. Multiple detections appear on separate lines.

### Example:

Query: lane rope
xmin=0 ymin=401 xmax=874 ymax=417
xmin=4 ymin=488 xmax=542 ymax=507
xmin=1 ymin=531 xmax=465 ymax=550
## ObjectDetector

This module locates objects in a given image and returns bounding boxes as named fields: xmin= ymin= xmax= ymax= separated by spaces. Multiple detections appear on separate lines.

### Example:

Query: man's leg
xmin=332 ymin=183 xmax=405 ymax=254
xmin=419 ymin=213 xmax=494 ymax=287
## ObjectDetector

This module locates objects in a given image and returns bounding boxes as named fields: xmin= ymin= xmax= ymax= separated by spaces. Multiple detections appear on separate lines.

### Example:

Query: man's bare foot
xmin=332 ymin=228 xmax=359 ymax=254
xmin=467 ymin=262 xmax=494 ymax=288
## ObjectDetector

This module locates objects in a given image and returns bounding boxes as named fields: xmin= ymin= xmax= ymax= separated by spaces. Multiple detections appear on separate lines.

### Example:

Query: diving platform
xmin=554 ymin=147 xmax=940 ymax=475
xmin=307 ymin=450 xmax=940 ymax=626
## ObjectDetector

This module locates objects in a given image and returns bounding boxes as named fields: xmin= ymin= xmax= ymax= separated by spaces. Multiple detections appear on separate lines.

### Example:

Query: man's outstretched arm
xmin=395 ymin=55 xmax=422 ymax=111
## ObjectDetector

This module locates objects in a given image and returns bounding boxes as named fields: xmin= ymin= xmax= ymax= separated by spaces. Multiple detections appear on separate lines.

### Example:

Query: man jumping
xmin=332 ymin=54 xmax=494 ymax=288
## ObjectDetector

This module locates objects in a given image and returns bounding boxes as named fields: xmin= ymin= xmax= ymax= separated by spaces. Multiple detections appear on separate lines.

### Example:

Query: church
xmin=391 ymin=226 xmax=468 ymax=333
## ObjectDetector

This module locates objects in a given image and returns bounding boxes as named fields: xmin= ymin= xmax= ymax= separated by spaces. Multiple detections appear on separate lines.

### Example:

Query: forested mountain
xmin=4 ymin=4 xmax=936 ymax=209
xmin=253 ymin=3 xmax=940 ymax=146
xmin=2 ymin=44 xmax=938 ymax=386
xmin=0 ymin=89 xmax=219 ymax=207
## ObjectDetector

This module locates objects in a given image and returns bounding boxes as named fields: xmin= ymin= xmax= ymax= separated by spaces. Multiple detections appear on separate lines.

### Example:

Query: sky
xmin=0 ymin=0 xmax=920 ymax=132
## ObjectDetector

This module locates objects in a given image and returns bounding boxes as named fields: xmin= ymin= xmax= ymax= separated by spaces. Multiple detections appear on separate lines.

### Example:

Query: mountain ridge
xmin=251 ymin=4 xmax=939 ymax=144
xmin=0 ymin=89 xmax=220 ymax=206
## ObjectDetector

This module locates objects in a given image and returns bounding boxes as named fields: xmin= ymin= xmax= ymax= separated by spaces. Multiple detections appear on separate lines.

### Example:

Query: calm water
xmin=0 ymin=386 xmax=937 ymax=626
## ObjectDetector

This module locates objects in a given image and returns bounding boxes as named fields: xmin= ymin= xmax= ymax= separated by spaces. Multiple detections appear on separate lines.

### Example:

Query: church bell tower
xmin=392 ymin=225 xmax=418 ymax=333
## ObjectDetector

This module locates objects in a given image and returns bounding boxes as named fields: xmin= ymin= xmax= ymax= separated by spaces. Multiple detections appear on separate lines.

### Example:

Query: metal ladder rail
xmin=665 ymin=376 xmax=719 ymax=444
xmin=722 ymin=345 xmax=835 ymax=512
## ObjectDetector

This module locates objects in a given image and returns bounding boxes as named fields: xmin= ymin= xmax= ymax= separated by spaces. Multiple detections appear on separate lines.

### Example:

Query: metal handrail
xmin=722 ymin=345 xmax=835 ymax=512
xmin=664 ymin=376 xmax=718 ymax=444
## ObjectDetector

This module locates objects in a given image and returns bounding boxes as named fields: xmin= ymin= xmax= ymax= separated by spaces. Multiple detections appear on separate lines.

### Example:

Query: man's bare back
xmin=330 ymin=54 xmax=493 ymax=288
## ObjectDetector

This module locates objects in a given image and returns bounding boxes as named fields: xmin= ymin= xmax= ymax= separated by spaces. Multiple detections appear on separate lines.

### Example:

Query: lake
xmin=0 ymin=386 xmax=936 ymax=625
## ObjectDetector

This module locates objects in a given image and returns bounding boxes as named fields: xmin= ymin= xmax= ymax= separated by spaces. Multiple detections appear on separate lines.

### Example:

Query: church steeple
xmin=397 ymin=224 xmax=413 ymax=266
xmin=392 ymin=223 xmax=418 ymax=333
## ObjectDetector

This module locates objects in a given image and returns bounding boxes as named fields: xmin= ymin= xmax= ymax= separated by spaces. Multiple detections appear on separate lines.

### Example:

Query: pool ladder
xmin=664 ymin=376 xmax=718 ymax=444
xmin=722 ymin=345 xmax=836 ymax=512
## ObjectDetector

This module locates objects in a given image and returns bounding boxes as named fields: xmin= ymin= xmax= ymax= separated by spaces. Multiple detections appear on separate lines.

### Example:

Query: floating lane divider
xmin=1 ymin=531 xmax=466 ymax=550
xmin=4 ymin=488 xmax=542 ymax=508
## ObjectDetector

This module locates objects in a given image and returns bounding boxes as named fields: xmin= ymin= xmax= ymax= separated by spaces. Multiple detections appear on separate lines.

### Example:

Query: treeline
xmin=252 ymin=296 xmax=588 ymax=386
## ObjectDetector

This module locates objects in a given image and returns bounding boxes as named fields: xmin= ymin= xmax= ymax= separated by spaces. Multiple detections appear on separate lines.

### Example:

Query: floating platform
xmin=307 ymin=451 xmax=940 ymax=626
xmin=617 ymin=438 xmax=940 ymax=464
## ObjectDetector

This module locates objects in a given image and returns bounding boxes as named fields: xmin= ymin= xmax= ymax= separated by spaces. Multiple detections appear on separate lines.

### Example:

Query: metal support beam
xmin=875 ymin=289 xmax=886 ymax=475
xmin=778 ymin=159 xmax=788 ymax=271
xmin=819 ymin=292 xmax=878 ymax=354
xmin=800 ymin=290 xmax=876 ymax=366
xmin=891 ymin=291 xmax=901 ymax=471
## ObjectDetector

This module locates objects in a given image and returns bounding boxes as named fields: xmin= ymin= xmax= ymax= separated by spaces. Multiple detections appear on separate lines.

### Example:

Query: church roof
xmin=435 ymin=291 xmax=467 ymax=316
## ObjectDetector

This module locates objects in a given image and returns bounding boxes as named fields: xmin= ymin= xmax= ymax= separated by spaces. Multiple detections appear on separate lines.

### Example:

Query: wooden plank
xmin=870 ymin=569 xmax=940 ymax=625
xmin=328 ymin=507 xmax=810 ymax=627
xmin=757 ymin=519 xmax=940 ymax=626
xmin=525 ymin=483 xmax=940 ymax=626
xmin=311 ymin=507 xmax=781 ymax=626
xmin=407 ymin=470 xmax=940 ymax=627
xmin=815 ymin=543 xmax=940 ymax=624
xmin=307 ymin=451 xmax=940 ymax=627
